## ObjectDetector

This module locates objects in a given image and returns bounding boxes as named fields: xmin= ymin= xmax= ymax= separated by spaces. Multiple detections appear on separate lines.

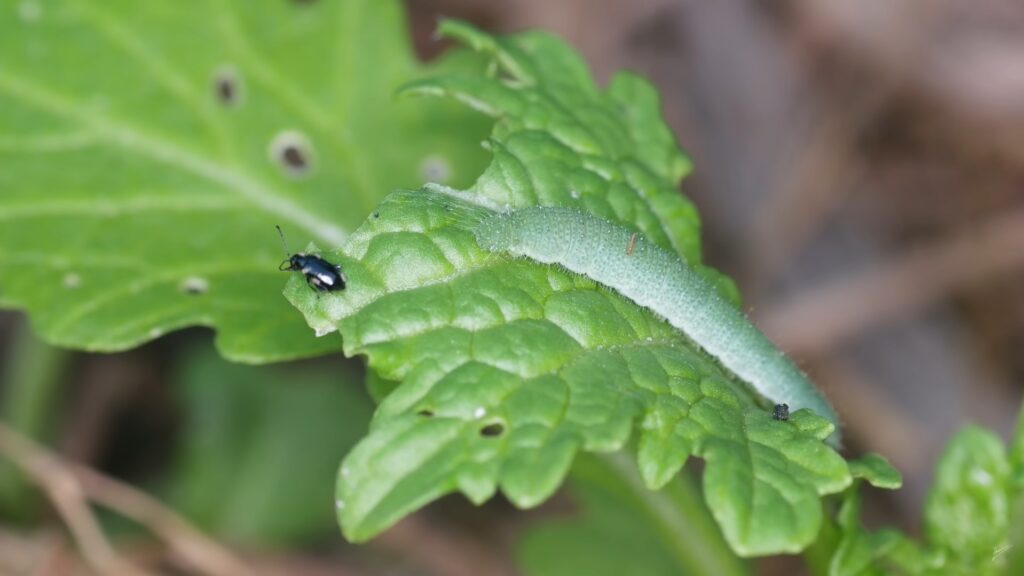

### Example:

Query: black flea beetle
xmin=276 ymin=225 xmax=346 ymax=292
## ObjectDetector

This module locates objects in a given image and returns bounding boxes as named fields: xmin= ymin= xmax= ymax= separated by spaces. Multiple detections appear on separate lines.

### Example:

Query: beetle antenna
xmin=275 ymin=225 xmax=291 ymax=257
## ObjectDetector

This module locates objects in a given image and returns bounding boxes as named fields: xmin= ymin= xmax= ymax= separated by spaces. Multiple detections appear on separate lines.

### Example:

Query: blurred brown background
xmin=2 ymin=0 xmax=1023 ymax=574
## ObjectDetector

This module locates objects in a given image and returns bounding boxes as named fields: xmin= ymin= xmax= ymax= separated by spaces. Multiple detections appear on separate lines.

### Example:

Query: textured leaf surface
xmin=0 ymin=0 xmax=488 ymax=362
xmin=286 ymin=23 xmax=851 ymax=555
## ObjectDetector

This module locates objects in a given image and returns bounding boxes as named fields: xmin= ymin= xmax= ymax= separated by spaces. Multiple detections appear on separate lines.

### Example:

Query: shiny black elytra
xmin=276 ymin=225 xmax=346 ymax=292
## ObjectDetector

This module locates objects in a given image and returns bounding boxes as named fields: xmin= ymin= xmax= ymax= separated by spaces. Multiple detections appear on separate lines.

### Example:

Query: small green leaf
xmin=1010 ymin=400 xmax=1024 ymax=493
xmin=849 ymin=453 xmax=903 ymax=490
xmin=286 ymin=23 xmax=851 ymax=555
xmin=831 ymin=425 xmax=1016 ymax=576
xmin=925 ymin=427 xmax=1011 ymax=570
xmin=830 ymin=489 xmax=909 ymax=576
xmin=0 ymin=0 xmax=489 ymax=362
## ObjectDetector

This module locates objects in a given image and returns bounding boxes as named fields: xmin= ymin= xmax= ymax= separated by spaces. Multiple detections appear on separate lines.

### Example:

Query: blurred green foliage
xmin=166 ymin=346 xmax=372 ymax=545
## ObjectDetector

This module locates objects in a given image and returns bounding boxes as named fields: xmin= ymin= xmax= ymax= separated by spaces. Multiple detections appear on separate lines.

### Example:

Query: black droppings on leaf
xmin=417 ymin=409 xmax=434 ymax=418
xmin=773 ymin=403 xmax=790 ymax=421
xmin=479 ymin=423 xmax=505 ymax=437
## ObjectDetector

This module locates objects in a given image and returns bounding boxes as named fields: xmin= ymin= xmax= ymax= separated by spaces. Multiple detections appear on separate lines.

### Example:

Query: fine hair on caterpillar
xmin=474 ymin=206 xmax=840 ymax=444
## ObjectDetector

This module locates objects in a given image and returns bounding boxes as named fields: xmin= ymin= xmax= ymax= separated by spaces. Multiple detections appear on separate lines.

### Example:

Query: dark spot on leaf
xmin=372 ymin=211 xmax=380 ymax=219
xmin=479 ymin=423 xmax=505 ymax=437
xmin=212 ymin=66 xmax=242 ymax=107
xmin=282 ymin=146 xmax=306 ymax=169
xmin=268 ymin=131 xmax=314 ymax=179
xmin=417 ymin=409 xmax=434 ymax=418
xmin=773 ymin=403 xmax=789 ymax=421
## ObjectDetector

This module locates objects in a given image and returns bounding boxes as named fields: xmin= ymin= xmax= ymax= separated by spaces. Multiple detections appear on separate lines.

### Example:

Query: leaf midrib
xmin=0 ymin=69 xmax=347 ymax=246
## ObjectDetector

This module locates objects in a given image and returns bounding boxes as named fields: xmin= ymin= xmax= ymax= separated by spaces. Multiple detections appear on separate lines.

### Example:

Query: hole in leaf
xmin=212 ymin=65 xmax=243 ymax=107
xmin=268 ymin=130 xmax=314 ymax=179
xmin=479 ymin=423 xmax=505 ymax=438
xmin=283 ymin=146 xmax=305 ymax=169
xmin=19 ymin=0 xmax=41 ymax=23
xmin=62 ymin=272 xmax=81 ymax=289
xmin=417 ymin=409 xmax=434 ymax=418
xmin=179 ymin=276 xmax=209 ymax=295
xmin=419 ymin=155 xmax=450 ymax=183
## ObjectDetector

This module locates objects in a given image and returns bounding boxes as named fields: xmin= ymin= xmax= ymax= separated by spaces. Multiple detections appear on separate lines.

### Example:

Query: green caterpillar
xmin=475 ymin=207 xmax=840 ymax=443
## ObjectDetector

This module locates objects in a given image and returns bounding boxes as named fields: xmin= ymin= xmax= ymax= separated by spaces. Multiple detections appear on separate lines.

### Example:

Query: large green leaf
xmin=0 ymin=0 xmax=488 ymax=362
xmin=287 ymin=22 xmax=851 ymax=556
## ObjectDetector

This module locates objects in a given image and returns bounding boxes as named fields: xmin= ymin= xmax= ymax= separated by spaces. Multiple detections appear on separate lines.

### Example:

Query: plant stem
xmin=0 ymin=320 xmax=70 ymax=519
xmin=2 ymin=320 xmax=68 ymax=433
xmin=593 ymin=451 xmax=749 ymax=576
xmin=803 ymin=510 xmax=841 ymax=576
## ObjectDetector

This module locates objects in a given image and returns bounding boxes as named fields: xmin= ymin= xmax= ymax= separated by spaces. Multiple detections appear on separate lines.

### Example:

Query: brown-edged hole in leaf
xmin=419 ymin=155 xmax=450 ymax=183
xmin=179 ymin=276 xmax=209 ymax=296
xmin=268 ymin=131 xmax=315 ymax=179
xmin=479 ymin=422 xmax=505 ymax=438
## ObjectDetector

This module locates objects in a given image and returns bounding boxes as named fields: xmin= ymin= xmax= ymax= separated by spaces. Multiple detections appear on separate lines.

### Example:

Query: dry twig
xmin=0 ymin=422 xmax=148 ymax=576
xmin=759 ymin=208 xmax=1024 ymax=357
xmin=0 ymin=421 xmax=249 ymax=576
